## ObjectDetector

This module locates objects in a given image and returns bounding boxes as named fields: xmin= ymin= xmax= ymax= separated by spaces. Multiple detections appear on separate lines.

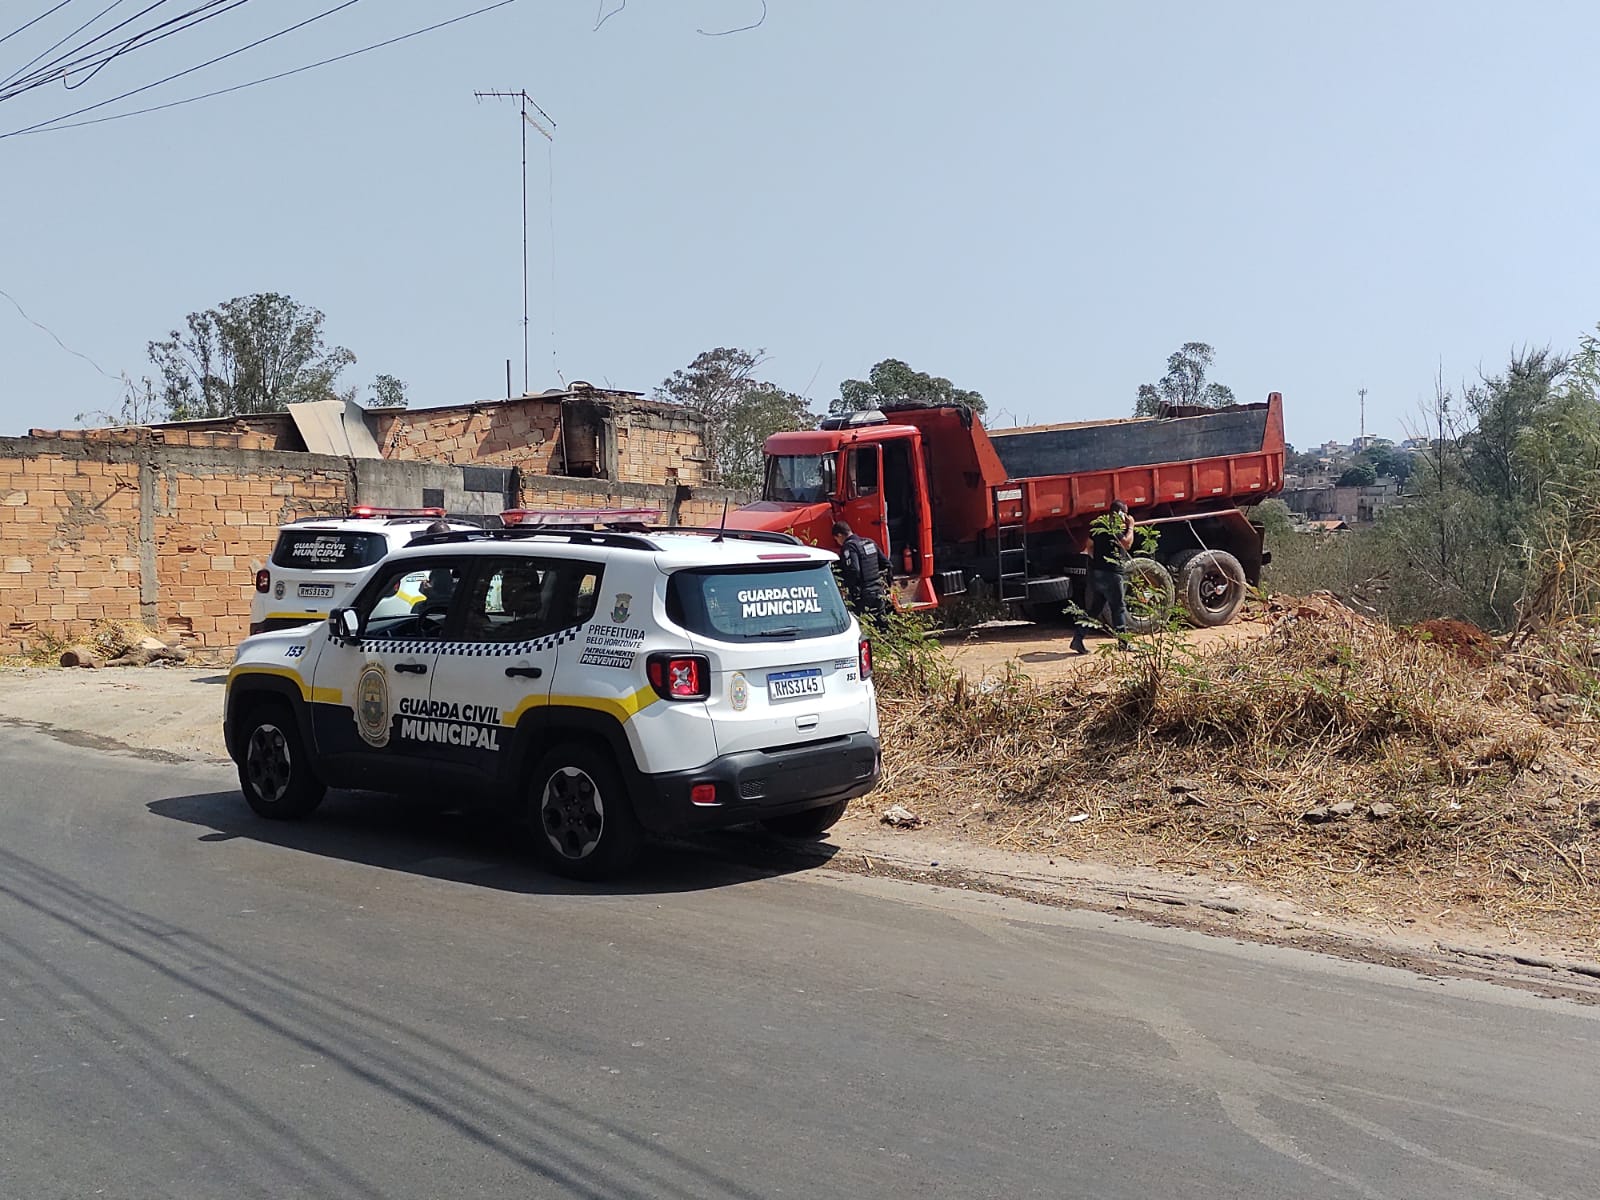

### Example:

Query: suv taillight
xmin=859 ymin=638 xmax=873 ymax=680
xmin=646 ymin=652 xmax=710 ymax=701
xmin=254 ymin=569 xmax=271 ymax=594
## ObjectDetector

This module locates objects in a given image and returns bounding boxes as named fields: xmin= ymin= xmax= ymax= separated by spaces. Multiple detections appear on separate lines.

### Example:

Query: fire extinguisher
xmin=901 ymin=545 xmax=913 ymax=573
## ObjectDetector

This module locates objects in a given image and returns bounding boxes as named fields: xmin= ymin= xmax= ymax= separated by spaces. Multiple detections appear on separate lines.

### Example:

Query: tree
xmin=76 ymin=374 xmax=165 ymax=427
xmin=1134 ymin=342 xmax=1236 ymax=417
xmin=1337 ymin=463 xmax=1377 ymax=487
xmin=655 ymin=348 xmax=815 ymax=489
xmin=149 ymin=293 xmax=356 ymax=420
xmin=367 ymin=373 xmax=409 ymax=409
xmin=833 ymin=358 xmax=986 ymax=417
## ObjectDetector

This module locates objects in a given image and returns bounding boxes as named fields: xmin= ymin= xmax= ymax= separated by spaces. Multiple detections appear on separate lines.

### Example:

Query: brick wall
xmin=1 ymin=435 xmax=748 ymax=658
xmin=369 ymin=401 xmax=564 ymax=474
xmin=1 ymin=437 xmax=354 ymax=656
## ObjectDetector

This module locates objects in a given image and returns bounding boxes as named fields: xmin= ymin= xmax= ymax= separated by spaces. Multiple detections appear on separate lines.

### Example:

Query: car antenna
xmin=713 ymin=497 xmax=730 ymax=542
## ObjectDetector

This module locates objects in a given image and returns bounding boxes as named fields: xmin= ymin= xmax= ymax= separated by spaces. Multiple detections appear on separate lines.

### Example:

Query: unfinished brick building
xmin=0 ymin=386 xmax=740 ymax=656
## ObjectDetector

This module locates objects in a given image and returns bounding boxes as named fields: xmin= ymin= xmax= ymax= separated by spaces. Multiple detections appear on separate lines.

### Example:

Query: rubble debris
xmin=58 ymin=646 xmax=102 ymax=669
xmin=880 ymin=804 xmax=923 ymax=829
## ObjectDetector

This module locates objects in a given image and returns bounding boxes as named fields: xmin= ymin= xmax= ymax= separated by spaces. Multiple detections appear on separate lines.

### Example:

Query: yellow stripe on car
xmin=502 ymin=686 xmax=659 ymax=728
xmin=227 ymin=665 xmax=342 ymax=705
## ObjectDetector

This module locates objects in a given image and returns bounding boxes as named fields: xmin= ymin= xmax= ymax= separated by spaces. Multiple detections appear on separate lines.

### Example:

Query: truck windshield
xmin=763 ymin=454 xmax=837 ymax=504
xmin=667 ymin=564 xmax=851 ymax=642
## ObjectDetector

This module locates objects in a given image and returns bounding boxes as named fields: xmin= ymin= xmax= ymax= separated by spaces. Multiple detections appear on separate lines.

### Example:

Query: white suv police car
xmin=250 ymin=508 xmax=481 ymax=635
xmin=224 ymin=526 xmax=882 ymax=878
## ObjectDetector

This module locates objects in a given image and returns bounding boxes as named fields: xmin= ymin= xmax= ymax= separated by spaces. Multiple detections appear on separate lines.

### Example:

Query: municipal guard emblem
xmin=355 ymin=661 xmax=391 ymax=747
xmin=611 ymin=593 xmax=632 ymax=624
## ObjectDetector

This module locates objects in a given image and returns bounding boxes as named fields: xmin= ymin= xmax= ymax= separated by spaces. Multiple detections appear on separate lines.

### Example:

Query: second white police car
xmin=224 ymin=525 xmax=882 ymax=878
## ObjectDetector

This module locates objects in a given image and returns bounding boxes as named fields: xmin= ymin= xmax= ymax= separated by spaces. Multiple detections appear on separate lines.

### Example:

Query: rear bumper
xmin=634 ymin=731 xmax=881 ymax=835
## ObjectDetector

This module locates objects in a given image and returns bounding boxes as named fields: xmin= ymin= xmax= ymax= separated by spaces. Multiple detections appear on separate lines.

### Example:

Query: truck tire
xmin=236 ymin=702 xmax=325 ymax=820
xmin=527 ymin=744 xmax=643 ymax=881
xmin=1178 ymin=549 xmax=1248 ymax=627
xmin=1122 ymin=557 xmax=1175 ymax=635
xmin=761 ymin=800 xmax=848 ymax=838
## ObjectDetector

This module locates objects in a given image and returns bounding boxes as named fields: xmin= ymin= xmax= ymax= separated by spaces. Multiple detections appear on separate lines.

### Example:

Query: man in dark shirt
xmin=832 ymin=520 xmax=889 ymax=619
xmin=1088 ymin=499 xmax=1135 ymax=639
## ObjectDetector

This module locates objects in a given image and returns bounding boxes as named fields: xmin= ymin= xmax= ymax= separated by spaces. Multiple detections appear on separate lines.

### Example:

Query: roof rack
xmin=404 ymin=527 xmax=662 ymax=552
xmin=652 ymin=526 xmax=804 ymax=547
xmin=401 ymin=524 xmax=807 ymax=552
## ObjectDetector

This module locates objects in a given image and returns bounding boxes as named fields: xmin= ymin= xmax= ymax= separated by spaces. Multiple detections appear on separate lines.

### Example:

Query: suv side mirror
xmin=330 ymin=608 xmax=361 ymax=643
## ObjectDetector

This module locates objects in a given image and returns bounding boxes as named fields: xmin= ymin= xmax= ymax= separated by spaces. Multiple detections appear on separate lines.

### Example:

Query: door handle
xmin=394 ymin=662 xmax=428 ymax=675
xmin=505 ymin=666 xmax=543 ymax=679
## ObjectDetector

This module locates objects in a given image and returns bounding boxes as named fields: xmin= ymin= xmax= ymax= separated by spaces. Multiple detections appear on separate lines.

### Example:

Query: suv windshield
xmin=272 ymin=529 xmax=388 ymax=571
xmin=763 ymin=454 xmax=837 ymax=504
xmin=668 ymin=564 xmax=851 ymax=641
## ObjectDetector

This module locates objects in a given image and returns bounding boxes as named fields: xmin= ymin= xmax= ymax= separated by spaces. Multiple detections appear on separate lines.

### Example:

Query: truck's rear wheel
xmin=1178 ymin=549 xmax=1248 ymax=626
xmin=1123 ymin=558 xmax=1175 ymax=635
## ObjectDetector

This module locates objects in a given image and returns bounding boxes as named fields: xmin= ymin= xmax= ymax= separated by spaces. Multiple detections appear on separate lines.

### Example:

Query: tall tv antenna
xmin=1358 ymin=386 xmax=1367 ymax=445
xmin=474 ymin=88 xmax=555 ymax=395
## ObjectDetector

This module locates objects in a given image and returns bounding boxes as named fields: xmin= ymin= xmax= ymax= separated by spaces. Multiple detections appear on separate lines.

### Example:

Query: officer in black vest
xmin=832 ymin=520 xmax=890 ymax=619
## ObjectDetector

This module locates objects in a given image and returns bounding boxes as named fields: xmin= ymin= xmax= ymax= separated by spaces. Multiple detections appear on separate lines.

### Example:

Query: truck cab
xmin=726 ymin=411 xmax=942 ymax=608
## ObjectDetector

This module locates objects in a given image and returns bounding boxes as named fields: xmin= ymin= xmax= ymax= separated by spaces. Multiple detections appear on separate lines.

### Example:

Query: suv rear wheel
xmin=527 ymin=745 xmax=643 ymax=880
xmin=237 ymin=704 xmax=325 ymax=819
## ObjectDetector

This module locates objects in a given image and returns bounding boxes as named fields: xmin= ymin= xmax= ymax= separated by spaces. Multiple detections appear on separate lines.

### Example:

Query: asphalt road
xmin=2 ymin=726 xmax=1597 ymax=1200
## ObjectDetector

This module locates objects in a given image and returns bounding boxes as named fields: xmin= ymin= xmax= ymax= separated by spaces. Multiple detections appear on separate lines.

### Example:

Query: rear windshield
xmin=668 ymin=564 xmax=851 ymax=641
xmin=272 ymin=530 xmax=388 ymax=571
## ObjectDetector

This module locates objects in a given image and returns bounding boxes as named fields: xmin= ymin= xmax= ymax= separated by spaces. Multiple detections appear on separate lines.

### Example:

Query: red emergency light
xmin=501 ymin=507 xmax=663 ymax=527
xmin=347 ymin=506 xmax=446 ymax=519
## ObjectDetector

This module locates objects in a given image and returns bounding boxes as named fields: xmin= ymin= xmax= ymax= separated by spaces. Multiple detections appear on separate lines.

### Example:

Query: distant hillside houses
xmin=1279 ymin=431 xmax=1435 ymax=526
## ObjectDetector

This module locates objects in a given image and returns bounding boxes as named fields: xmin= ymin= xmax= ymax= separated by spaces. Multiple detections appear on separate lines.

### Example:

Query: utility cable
xmin=2 ymin=0 xmax=521 ymax=137
xmin=1 ymin=2 xmax=257 ymax=102
xmin=1 ymin=0 xmax=363 ymax=135
xmin=0 ymin=1 xmax=78 ymax=51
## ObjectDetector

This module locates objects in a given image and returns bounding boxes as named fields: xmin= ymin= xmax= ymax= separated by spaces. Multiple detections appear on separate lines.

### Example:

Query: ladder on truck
xmin=993 ymin=485 xmax=1029 ymax=603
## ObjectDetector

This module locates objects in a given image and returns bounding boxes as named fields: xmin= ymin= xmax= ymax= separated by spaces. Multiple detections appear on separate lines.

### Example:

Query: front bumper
xmin=636 ymin=731 xmax=881 ymax=835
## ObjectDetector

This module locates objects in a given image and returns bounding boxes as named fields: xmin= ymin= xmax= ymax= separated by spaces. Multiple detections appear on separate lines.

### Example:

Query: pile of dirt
xmin=1411 ymin=617 xmax=1497 ymax=665
xmin=876 ymin=592 xmax=1600 ymax=946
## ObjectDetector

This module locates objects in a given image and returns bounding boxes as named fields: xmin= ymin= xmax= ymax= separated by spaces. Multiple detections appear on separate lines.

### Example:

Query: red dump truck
xmin=725 ymin=392 xmax=1286 ymax=629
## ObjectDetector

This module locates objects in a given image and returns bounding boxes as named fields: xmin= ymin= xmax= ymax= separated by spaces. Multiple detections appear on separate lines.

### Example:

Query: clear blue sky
xmin=2 ymin=1 xmax=1596 ymax=448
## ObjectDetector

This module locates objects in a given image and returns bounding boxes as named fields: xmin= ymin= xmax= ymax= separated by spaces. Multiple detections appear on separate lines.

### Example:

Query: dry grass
xmin=875 ymin=595 xmax=1600 ymax=949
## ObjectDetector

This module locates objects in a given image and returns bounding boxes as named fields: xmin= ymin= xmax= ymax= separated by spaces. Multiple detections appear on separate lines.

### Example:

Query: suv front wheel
xmin=237 ymin=704 xmax=326 ymax=820
xmin=527 ymin=746 xmax=643 ymax=880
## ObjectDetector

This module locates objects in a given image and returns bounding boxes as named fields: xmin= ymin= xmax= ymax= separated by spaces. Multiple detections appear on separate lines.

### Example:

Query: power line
xmin=1 ymin=0 xmax=365 ymax=136
xmin=1 ymin=2 xmax=259 ymax=103
xmin=0 ymin=286 xmax=121 ymax=382
xmin=0 ymin=1 xmax=78 ymax=52
xmin=1 ymin=0 xmax=523 ymax=137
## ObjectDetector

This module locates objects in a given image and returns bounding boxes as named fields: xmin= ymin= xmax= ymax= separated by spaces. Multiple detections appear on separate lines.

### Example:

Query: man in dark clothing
xmin=832 ymin=520 xmax=890 ymax=619
xmin=1076 ymin=499 xmax=1134 ymax=651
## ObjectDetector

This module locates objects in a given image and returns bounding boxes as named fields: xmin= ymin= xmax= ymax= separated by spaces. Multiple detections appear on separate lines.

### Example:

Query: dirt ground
xmin=939 ymin=617 xmax=1266 ymax=683
xmin=4 ymin=630 xmax=1599 ymax=1000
